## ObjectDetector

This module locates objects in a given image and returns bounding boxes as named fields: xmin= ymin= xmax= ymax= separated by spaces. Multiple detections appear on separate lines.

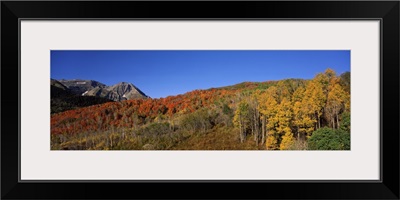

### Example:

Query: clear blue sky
xmin=51 ymin=50 xmax=350 ymax=98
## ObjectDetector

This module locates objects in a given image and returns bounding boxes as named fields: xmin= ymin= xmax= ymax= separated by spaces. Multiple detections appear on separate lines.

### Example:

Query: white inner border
xmin=20 ymin=21 xmax=380 ymax=180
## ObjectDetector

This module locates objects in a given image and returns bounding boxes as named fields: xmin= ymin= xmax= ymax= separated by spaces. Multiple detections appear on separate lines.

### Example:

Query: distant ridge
xmin=59 ymin=79 xmax=106 ymax=95
xmin=50 ymin=79 xmax=113 ymax=114
xmin=56 ymin=79 xmax=149 ymax=101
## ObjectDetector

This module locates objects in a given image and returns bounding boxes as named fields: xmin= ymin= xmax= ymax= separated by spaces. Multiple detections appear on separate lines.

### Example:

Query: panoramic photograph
xmin=50 ymin=50 xmax=350 ymax=150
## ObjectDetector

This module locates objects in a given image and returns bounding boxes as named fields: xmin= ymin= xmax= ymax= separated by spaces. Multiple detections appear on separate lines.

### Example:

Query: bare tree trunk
xmin=255 ymin=110 xmax=259 ymax=146
xmin=251 ymin=120 xmax=254 ymax=137
xmin=239 ymin=115 xmax=243 ymax=143
xmin=241 ymin=125 xmax=245 ymax=143
xmin=253 ymin=111 xmax=255 ymax=141
xmin=336 ymin=113 xmax=340 ymax=129
xmin=297 ymin=126 xmax=300 ymax=140
xmin=318 ymin=115 xmax=321 ymax=129
xmin=242 ymin=120 xmax=246 ymax=142
xmin=261 ymin=116 xmax=266 ymax=145
xmin=265 ymin=128 xmax=269 ymax=150
xmin=253 ymin=109 xmax=258 ymax=145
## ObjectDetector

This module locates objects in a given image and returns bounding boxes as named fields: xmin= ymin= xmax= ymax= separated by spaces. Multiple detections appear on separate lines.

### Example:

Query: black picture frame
xmin=2 ymin=1 xmax=399 ymax=199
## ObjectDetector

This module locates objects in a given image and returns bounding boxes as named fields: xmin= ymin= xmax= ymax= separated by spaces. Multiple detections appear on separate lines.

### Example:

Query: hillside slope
xmin=51 ymin=69 xmax=351 ymax=150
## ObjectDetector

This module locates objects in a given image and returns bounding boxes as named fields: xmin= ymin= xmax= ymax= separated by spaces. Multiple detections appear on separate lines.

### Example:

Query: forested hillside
xmin=51 ymin=69 xmax=350 ymax=150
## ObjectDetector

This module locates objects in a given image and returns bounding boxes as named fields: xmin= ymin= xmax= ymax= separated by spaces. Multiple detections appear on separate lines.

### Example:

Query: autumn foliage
xmin=51 ymin=69 xmax=350 ymax=150
xmin=51 ymin=88 xmax=239 ymax=135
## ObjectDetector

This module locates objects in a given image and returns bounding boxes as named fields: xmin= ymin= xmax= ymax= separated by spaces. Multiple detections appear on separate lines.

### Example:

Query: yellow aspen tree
xmin=277 ymin=98 xmax=294 ymax=150
xmin=249 ymin=93 xmax=261 ymax=145
xmin=276 ymin=80 xmax=291 ymax=102
xmin=301 ymin=82 xmax=318 ymax=132
xmin=303 ymin=71 xmax=330 ymax=130
xmin=233 ymin=99 xmax=250 ymax=143
xmin=324 ymin=68 xmax=337 ymax=82
xmin=260 ymin=86 xmax=279 ymax=150
xmin=265 ymin=96 xmax=279 ymax=149
xmin=325 ymin=82 xmax=346 ymax=129
xmin=280 ymin=132 xmax=295 ymax=150
xmin=254 ymin=89 xmax=269 ymax=146
xmin=337 ymin=74 xmax=351 ymax=114
xmin=292 ymin=87 xmax=315 ymax=139
xmin=344 ymin=92 xmax=350 ymax=113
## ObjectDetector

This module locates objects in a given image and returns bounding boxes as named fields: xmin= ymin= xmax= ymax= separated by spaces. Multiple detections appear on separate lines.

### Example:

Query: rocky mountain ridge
xmin=54 ymin=79 xmax=149 ymax=101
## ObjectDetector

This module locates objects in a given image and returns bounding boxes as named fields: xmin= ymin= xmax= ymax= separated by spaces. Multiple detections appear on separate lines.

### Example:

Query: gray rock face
xmin=59 ymin=79 xmax=106 ymax=95
xmin=56 ymin=79 xmax=149 ymax=101
xmin=84 ymin=87 xmax=121 ymax=101
xmin=108 ymin=82 xmax=149 ymax=100
xmin=50 ymin=79 xmax=69 ymax=91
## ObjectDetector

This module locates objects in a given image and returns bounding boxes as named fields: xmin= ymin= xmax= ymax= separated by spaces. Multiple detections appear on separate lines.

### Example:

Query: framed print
xmin=2 ymin=1 xmax=399 ymax=200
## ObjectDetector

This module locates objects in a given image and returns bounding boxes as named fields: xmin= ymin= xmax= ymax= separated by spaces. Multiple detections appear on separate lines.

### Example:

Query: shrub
xmin=179 ymin=109 xmax=214 ymax=133
xmin=340 ymin=112 xmax=351 ymax=133
xmin=286 ymin=139 xmax=308 ymax=150
xmin=308 ymin=127 xmax=350 ymax=150
xmin=136 ymin=122 xmax=171 ymax=136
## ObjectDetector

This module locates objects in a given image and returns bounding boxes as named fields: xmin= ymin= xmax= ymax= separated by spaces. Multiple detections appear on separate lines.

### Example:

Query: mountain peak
xmin=55 ymin=79 xmax=149 ymax=101
xmin=115 ymin=81 xmax=133 ymax=86
xmin=109 ymin=82 xmax=148 ymax=100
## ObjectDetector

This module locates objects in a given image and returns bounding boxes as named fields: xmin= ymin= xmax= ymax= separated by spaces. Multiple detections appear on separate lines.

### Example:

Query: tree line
xmin=232 ymin=69 xmax=350 ymax=150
